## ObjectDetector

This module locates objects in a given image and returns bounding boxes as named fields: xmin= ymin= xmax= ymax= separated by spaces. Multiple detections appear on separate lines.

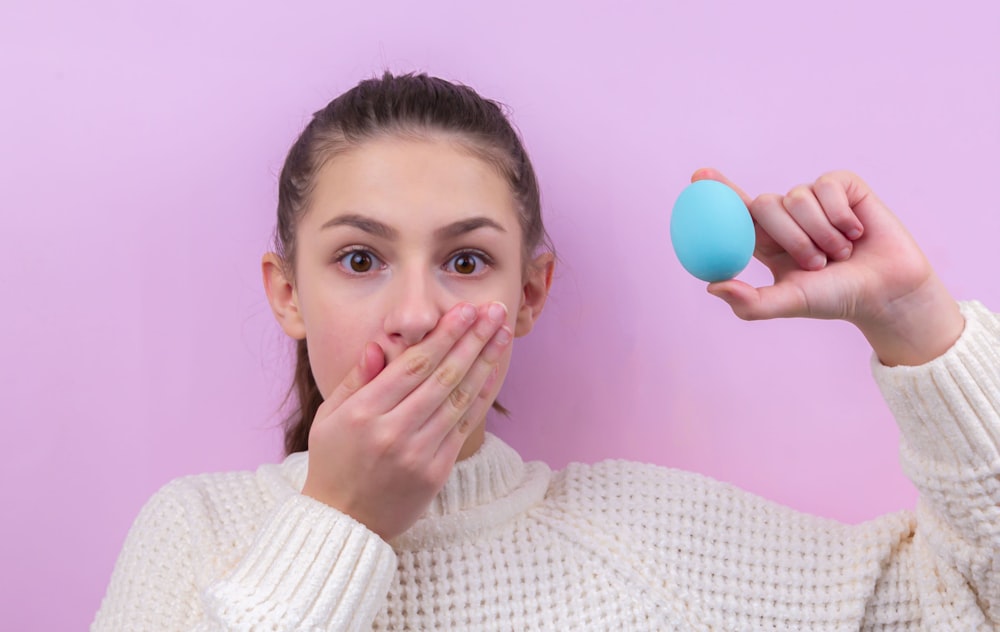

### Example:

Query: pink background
xmin=2 ymin=1 xmax=998 ymax=628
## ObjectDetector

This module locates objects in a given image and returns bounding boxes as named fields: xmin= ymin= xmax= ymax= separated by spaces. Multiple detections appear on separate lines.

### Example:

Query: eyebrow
xmin=434 ymin=217 xmax=506 ymax=239
xmin=321 ymin=214 xmax=398 ymax=239
xmin=320 ymin=214 xmax=506 ymax=240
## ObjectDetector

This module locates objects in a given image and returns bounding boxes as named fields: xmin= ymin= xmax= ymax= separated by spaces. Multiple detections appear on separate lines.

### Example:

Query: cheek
xmin=300 ymin=294 xmax=380 ymax=399
xmin=459 ymin=269 xmax=524 ymax=317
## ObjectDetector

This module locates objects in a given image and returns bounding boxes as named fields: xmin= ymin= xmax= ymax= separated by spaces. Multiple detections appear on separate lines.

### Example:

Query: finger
xmin=812 ymin=173 xmax=864 ymax=240
xmin=814 ymin=170 xmax=879 ymax=217
xmin=691 ymin=168 xmax=789 ymax=263
xmin=816 ymin=170 xmax=912 ymax=245
xmin=360 ymin=342 xmax=387 ymax=383
xmin=752 ymin=219 xmax=785 ymax=259
xmin=783 ymin=185 xmax=854 ymax=262
xmin=434 ymin=343 xmax=505 ymax=461
xmin=421 ymin=320 xmax=512 ymax=451
xmin=706 ymin=279 xmax=809 ymax=320
xmin=750 ymin=193 xmax=828 ymax=270
xmin=355 ymin=301 xmax=479 ymax=413
xmin=690 ymin=167 xmax=754 ymax=208
xmin=318 ymin=341 xmax=386 ymax=414
xmin=400 ymin=302 xmax=508 ymax=434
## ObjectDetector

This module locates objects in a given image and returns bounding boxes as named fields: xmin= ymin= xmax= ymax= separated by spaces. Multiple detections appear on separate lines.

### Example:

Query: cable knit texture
xmin=93 ymin=301 xmax=1000 ymax=631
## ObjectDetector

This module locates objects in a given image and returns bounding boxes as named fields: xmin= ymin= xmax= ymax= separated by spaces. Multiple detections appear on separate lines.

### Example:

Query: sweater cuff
xmin=872 ymin=300 xmax=1000 ymax=469
xmin=204 ymin=494 xmax=396 ymax=630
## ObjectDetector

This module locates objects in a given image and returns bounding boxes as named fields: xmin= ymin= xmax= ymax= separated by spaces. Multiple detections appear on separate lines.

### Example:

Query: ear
xmin=514 ymin=252 xmax=555 ymax=337
xmin=262 ymin=252 xmax=307 ymax=340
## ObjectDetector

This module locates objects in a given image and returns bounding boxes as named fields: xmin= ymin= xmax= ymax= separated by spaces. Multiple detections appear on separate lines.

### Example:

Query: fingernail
xmin=495 ymin=326 xmax=512 ymax=346
xmin=808 ymin=254 xmax=827 ymax=270
xmin=847 ymin=228 xmax=862 ymax=240
xmin=488 ymin=302 xmax=507 ymax=323
xmin=836 ymin=246 xmax=851 ymax=260
xmin=460 ymin=303 xmax=477 ymax=322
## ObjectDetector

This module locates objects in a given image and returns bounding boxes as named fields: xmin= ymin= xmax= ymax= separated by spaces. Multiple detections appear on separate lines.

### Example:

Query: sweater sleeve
xmin=558 ymin=301 xmax=999 ymax=630
xmin=91 ymin=480 xmax=397 ymax=631
xmin=867 ymin=299 xmax=1000 ymax=627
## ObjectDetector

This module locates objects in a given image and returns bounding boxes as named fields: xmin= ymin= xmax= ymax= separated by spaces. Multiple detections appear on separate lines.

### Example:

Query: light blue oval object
xmin=670 ymin=180 xmax=755 ymax=282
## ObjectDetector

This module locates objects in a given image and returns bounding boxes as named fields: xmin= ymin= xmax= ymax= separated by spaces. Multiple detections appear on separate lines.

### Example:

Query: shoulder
xmin=547 ymin=458 xmax=912 ymax=539
xmin=548 ymin=457 xmax=747 ymax=512
xmin=132 ymin=453 xmax=309 ymax=545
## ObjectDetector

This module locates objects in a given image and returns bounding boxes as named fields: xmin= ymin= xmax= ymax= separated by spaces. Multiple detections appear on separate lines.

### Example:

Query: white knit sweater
xmin=93 ymin=301 xmax=1000 ymax=631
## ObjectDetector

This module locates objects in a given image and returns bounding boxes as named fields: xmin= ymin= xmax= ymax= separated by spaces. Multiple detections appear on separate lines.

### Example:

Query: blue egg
xmin=670 ymin=180 xmax=755 ymax=282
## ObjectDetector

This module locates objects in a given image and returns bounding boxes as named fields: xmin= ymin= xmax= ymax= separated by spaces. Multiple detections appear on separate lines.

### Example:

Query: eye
xmin=336 ymin=248 xmax=383 ymax=274
xmin=445 ymin=250 xmax=491 ymax=276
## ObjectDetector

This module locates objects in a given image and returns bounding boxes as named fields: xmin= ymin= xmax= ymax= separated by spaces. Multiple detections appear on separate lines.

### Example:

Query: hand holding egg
xmin=672 ymin=168 xmax=957 ymax=360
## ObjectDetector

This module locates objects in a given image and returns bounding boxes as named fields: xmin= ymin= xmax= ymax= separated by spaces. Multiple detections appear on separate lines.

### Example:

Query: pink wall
xmin=2 ymin=1 xmax=998 ymax=628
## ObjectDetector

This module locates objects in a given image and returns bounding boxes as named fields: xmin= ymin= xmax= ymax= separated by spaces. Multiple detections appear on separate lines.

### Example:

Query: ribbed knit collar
xmin=392 ymin=432 xmax=551 ymax=550
xmin=282 ymin=433 xmax=551 ymax=550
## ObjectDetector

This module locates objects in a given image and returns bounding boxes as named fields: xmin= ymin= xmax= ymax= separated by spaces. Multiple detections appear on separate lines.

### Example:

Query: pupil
xmin=350 ymin=252 xmax=372 ymax=272
xmin=456 ymin=255 xmax=475 ymax=274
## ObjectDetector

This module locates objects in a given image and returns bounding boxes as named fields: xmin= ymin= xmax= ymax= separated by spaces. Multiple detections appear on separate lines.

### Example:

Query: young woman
xmin=93 ymin=72 xmax=1000 ymax=630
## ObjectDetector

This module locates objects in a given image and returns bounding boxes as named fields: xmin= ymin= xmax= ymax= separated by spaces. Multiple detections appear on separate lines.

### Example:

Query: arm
xmin=694 ymin=168 xmax=999 ymax=626
xmin=869 ymin=299 xmax=1000 ymax=627
xmin=92 ymin=480 xmax=397 ymax=631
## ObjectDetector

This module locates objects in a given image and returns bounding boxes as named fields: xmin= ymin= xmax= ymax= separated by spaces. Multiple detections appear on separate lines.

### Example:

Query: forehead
xmin=304 ymin=136 xmax=519 ymax=232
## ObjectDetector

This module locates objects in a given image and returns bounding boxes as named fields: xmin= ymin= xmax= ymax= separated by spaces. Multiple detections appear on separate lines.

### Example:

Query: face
xmin=264 ymin=135 xmax=552 ymax=444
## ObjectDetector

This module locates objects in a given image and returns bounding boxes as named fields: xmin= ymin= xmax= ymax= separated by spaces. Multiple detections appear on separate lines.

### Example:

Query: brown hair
xmin=272 ymin=71 xmax=552 ymax=455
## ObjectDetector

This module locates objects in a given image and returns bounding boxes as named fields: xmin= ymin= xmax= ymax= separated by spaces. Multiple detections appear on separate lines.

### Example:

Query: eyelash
xmin=334 ymin=247 xmax=387 ymax=276
xmin=443 ymin=249 xmax=493 ymax=276
xmin=333 ymin=247 xmax=494 ymax=277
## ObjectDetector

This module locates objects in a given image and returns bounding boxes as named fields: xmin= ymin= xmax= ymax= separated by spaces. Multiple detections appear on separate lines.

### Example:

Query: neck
xmin=456 ymin=422 xmax=487 ymax=461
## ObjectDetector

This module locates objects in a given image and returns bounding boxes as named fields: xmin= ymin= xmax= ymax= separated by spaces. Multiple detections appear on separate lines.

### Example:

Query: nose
xmin=383 ymin=269 xmax=446 ymax=347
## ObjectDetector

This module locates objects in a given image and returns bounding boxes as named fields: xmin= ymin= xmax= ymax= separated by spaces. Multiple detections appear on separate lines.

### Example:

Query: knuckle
xmin=811 ymin=228 xmax=841 ymax=249
xmin=405 ymin=353 xmax=433 ymax=378
xmin=344 ymin=405 xmax=371 ymax=429
xmin=752 ymin=193 xmax=781 ymax=210
xmin=826 ymin=169 xmax=855 ymax=181
xmin=471 ymin=322 xmax=494 ymax=343
xmin=814 ymin=174 xmax=838 ymax=190
xmin=824 ymin=205 xmax=851 ymax=223
xmin=785 ymin=185 xmax=811 ymax=202
xmin=448 ymin=386 xmax=474 ymax=411
xmin=784 ymin=192 xmax=815 ymax=214
xmin=828 ymin=209 xmax=856 ymax=231
xmin=372 ymin=429 xmax=396 ymax=456
xmin=790 ymin=235 xmax=817 ymax=257
xmin=398 ymin=447 xmax=423 ymax=473
xmin=339 ymin=373 xmax=363 ymax=397
xmin=476 ymin=376 xmax=495 ymax=399
xmin=434 ymin=364 xmax=461 ymax=389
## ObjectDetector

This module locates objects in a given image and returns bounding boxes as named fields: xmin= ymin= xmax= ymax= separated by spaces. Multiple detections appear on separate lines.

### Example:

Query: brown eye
xmin=447 ymin=251 xmax=489 ymax=275
xmin=338 ymin=249 xmax=381 ymax=274
xmin=349 ymin=251 xmax=373 ymax=272
xmin=453 ymin=254 xmax=477 ymax=274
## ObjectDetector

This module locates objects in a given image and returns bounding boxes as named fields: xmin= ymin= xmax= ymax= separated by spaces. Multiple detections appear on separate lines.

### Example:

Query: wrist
xmin=855 ymin=277 xmax=965 ymax=367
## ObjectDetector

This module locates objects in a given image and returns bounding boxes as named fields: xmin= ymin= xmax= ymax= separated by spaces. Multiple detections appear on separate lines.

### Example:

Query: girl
xmin=93 ymin=72 xmax=1000 ymax=630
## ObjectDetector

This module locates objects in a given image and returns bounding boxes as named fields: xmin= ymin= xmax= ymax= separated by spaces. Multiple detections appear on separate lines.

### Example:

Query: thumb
xmin=707 ymin=279 xmax=809 ymax=321
xmin=322 ymin=342 xmax=386 ymax=411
